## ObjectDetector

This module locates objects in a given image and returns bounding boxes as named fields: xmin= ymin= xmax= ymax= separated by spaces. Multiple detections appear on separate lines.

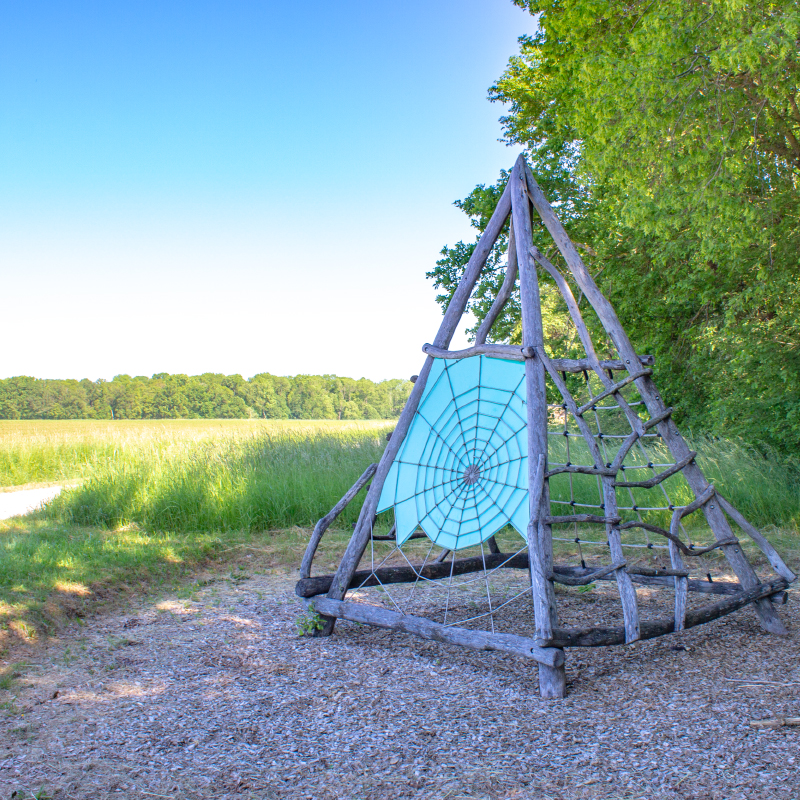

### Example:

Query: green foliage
xmin=0 ymin=373 xmax=412 ymax=423
xmin=295 ymin=603 xmax=324 ymax=635
xmin=429 ymin=0 xmax=800 ymax=451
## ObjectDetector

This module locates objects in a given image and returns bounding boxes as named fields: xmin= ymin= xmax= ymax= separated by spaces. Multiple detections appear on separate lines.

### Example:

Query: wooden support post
xmin=422 ymin=342 xmax=654 ymax=372
xmin=669 ymin=539 xmax=688 ymax=632
xmin=511 ymin=160 xmax=566 ymax=698
xmin=301 ymin=596 xmax=565 ymax=669
xmin=544 ymin=578 xmax=789 ymax=647
xmin=297 ymin=556 xmax=769 ymax=600
xmin=475 ymin=219 xmax=517 ymax=345
xmin=316 ymin=178 xmax=514 ymax=636
xmin=523 ymin=162 xmax=787 ymax=636
xmin=299 ymin=463 xmax=378 ymax=579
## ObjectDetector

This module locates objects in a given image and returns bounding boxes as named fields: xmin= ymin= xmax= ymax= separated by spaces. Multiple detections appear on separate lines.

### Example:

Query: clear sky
xmin=1 ymin=0 xmax=534 ymax=383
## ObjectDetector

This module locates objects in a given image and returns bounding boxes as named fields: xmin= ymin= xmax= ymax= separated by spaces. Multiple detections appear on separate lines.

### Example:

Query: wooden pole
xmin=510 ymin=158 xmax=566 ymax=698
xmin=544 ymin=578 xmax=788 ymax=647
xmin=528 ymin=244 xmax=646 ymax=436
xmin=301 ymin=596 xmax=565 ymax=668
xmin=299 ymin=463 xmax=377 ymax=579
xmin=523 ymin=162 xmax=787 ymax=636
xmin=316 ymin=177 xmax=513 ymax=635
xmin=297 ymin=556 xmax=779 ymax=600
xmin=422 ymin=342 xmax=654 ymax=371
xmin=475 ymin=219 xmax=518 ymax=345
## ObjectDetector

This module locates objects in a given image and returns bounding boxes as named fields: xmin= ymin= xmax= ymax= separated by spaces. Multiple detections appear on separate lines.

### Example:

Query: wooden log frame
xmin=296 ymin=554 xmax=789 ymax=648
xmin=421 ymin=342 xmax=655 ymax=373
xmin=296 ymin=152 xmax=793 ymax=698
xmin=528 ymin=245 xmax=648 ymax=439
xmin=522 ymin=159 xmax=791 ymax=635
xmin=511 ymin=160 xmax=566 ymax=698
xmin=474 ymin=218 xmax=518 ymax=346
xmin=542 ymin=578 xmax=790 ymax=648
xmin=299 ymin=463 xmax=378 ymax=579
xmin=298 ymin=596 xmax=565 ymax=668
xmin=295 ymin=553 xmax=785 ymax=600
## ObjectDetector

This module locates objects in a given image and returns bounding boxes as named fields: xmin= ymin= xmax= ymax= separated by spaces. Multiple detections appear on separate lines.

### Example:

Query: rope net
xmin=347 ymin=344 xmax=740 ymax=636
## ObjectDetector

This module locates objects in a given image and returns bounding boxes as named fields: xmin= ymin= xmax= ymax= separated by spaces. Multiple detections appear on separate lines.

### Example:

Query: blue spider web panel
xmin=377 ymin=356 xmax=530 ymax=550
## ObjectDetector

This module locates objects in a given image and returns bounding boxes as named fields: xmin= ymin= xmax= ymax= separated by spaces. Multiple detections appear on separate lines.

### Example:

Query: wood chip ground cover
xmin=1 ymin=570 xmax=799 ymax=800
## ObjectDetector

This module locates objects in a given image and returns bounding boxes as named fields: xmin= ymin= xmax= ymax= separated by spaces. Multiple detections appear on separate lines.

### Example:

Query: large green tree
xmin=430 ymin=0 xmax=800 ymax=450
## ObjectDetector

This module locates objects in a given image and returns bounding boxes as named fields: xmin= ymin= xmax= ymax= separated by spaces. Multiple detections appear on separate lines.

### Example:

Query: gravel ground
xmin=1 ymin=569 xmax=799 ymax=800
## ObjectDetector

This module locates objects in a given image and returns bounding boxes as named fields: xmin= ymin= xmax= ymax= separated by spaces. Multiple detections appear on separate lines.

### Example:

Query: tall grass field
xmin=1 ymin=418 xmax=799 ymax=532
xmin=0 ymin=418 xmax=798 ymax=641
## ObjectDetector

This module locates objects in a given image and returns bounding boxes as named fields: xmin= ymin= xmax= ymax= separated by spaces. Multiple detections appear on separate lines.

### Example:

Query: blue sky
xmin=1 ymin=0 xmax=534 ymax=382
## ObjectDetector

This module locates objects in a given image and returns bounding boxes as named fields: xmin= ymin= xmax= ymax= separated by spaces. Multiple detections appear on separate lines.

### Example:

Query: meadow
xmin=0 ymin=418 xmax=798 ymax=642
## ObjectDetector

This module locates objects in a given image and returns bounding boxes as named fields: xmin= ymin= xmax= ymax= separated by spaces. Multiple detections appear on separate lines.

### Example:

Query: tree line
xmin=0 ymin=373 xmax=413 ymax=421
xmin=430 ymin=0 xmax=800 ymax=452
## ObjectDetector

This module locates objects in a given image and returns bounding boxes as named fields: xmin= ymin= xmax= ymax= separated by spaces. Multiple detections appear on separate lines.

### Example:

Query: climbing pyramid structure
xmin=296 ymin=155 xmax=794 ymax=698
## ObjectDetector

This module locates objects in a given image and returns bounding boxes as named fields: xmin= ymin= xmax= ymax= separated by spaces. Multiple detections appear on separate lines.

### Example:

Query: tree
xmin=429 ymin=0 xmax=800 ymax=450
xmin=0 ymin=371 xmax=413 ymax=422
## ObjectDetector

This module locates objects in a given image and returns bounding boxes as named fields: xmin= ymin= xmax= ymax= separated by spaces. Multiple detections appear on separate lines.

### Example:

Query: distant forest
xmin=0 ymin=373 xmax=414 ymax=421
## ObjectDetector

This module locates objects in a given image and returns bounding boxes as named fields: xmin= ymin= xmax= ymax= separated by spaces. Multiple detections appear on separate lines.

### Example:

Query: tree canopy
xmin=429 ymin=0 xmax=800 ymax=451
xmin=0 ymin=373 xmax=412 ymax=421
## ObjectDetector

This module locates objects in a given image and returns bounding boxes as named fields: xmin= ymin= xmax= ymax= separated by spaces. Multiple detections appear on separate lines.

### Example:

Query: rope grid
xmin=349 ymin=352 xmax=721 ymax=635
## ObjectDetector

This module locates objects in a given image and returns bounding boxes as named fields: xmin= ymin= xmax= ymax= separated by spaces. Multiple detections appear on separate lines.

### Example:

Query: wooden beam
xmin=536 ymin=348 xmax=641 ymax=644
xmin=300 ymin=595 xmax=566 ymax=669
xmin=421 ymin=342 xmax=654 ymax=372
xmin=543 ymin=578 xmax=789 ymax=648
xmin=296 ymin=551 xmax=530 ymax=598
xmin=475 ymin=218 xmax=518 ymax=345
xmin=317 ymin=355 xmax=435 ymax=635
xmin=297 ymin=554 xmax=763 ymax=601
xmin=716 ymin=494 xmax=796 ymax=583
xmin=299 ymin=463 xmax=378 ymax=579
xmin=511 ymin=158 xmax=566 ymax=698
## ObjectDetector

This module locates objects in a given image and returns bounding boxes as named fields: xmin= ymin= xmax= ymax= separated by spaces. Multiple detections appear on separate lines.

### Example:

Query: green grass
xmin=0 ymin=518 xmax=222 ymax=639
xmin=30 ymin=422 xmax=800 ymax=534
xmin=0 ymin=516 xmax=356 ymax=644
xmin=45 ymin=423 xmax=389 ymax=531
xmin=0 ymin=418 xmax=391 ymax=487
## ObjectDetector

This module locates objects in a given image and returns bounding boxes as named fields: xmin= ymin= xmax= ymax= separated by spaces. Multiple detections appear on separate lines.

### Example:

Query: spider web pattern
xmin=347 ymin=358 xmax=731 ymax=638
xmin=351 ymin=533 xmax=536 ymax=636
xmin=377 ymin=356 xmax=531 ymax=551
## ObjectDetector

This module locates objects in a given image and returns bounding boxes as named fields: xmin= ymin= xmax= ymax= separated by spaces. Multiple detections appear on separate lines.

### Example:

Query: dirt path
xmin=0 ymin=485 xmax=65 ymax=520
xmin=1 ymin=570 xmax=799 ymax=800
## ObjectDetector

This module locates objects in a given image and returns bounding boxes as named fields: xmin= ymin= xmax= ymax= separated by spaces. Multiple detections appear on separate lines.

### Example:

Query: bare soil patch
xmin=1 ymin=569 xmax=799 ymax=800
